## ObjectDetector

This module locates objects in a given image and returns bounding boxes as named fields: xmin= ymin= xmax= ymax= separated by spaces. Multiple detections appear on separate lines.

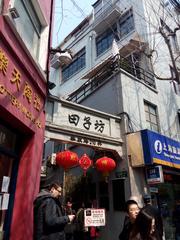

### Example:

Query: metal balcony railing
xmin=92 ymin=1 xmax=121 ymax=33
xmin=67 ymin=56 xmax=156 ymax=103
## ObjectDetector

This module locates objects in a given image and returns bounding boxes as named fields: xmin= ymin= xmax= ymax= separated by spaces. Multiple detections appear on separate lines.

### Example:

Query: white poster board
xmin=1 ymin=193 xmax=10 ymax=210
xmin=84 ymin=209 xmax=106 ymax=227
xmin=1 ymin=176 xmax=10 ymax=192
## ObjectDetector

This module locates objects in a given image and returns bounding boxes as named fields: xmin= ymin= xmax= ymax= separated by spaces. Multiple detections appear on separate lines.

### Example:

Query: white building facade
xmin=46 ymin=0 xmax=180 ymax=239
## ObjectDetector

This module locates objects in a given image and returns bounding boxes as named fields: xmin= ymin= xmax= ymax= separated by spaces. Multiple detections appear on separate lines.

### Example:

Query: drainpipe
xmin=46 ymin=0 xmax=55 ymax=96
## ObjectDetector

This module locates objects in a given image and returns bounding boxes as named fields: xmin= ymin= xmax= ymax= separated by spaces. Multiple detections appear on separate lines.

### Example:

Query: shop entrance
xmin=150 ymin=170 xmax=180 ymax=240
xmin=0 ymin=123 xmax=19 ymax=240
xmin=0 ymin=152 xmax=14 ymax=239
xmin=43 ymin=97 xmax=125 ymax=240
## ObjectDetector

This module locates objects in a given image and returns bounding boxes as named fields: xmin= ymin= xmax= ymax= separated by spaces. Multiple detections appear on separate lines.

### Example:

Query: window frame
xmin=96 ymin=24 xmax=118 ymax=56
xmin=12 ymin=0 xmax=42 ymax=59
xmin=118 ymin=9 xmax=134 ymax=39
xmin=95 ymin=9 xmax=135 ymax=57
xmin=21 ymin=0 xmax=41 ymax=36
xmin=62 ymin=47 xmax=86 ymax=81
xmin=144 ymin=101 xmax=160 ymax=132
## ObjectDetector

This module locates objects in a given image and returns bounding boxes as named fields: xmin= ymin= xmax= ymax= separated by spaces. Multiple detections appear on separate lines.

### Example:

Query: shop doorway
xmin=150 ymin=172 xmax=180 ymax=240
xmin=0 ymin=123 xmax=19 ymax=240
xmin=0 ymin=152 xmax=14 ymax=239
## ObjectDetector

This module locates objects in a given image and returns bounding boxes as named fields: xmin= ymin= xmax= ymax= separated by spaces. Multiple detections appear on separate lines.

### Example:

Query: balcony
xmin=92 ymin=1 xmax=121 ymax=33
xmin=67 ymin=53 xmax=156 ymax=103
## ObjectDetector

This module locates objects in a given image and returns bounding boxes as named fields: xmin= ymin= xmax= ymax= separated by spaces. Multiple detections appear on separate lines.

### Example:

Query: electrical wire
xmin=69 ymin=0 xmax=87 ymax=17
xmin=55 ymin=0 xmax=64 ymax=44
xmin=55 ymin=0 xmax=91 ymax=45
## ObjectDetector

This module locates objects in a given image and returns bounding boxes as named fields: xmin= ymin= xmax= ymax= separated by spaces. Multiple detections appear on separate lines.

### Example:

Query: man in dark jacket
xmin=34 ymin=183 xmax=75 ymax=240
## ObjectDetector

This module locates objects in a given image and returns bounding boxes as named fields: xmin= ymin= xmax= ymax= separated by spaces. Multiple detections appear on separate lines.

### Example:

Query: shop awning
xmin=127 ymin=129 xmax=180 ymax=169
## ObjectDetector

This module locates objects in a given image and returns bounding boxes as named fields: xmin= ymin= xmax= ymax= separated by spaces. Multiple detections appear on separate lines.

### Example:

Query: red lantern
xmin=56 ymin=150 xmax=79 ymax=170
xmin=79 ymin=154 xmax=92 ymax=176
xmin=95 ymin=157 xmax=116 ymax=178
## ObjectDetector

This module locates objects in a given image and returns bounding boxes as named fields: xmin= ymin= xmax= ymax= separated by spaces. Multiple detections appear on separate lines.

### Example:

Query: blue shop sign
xmin=146 ymin=166 xmax=164 ymax=184
xmin=141 ymin=129 xmax=180 ymax=169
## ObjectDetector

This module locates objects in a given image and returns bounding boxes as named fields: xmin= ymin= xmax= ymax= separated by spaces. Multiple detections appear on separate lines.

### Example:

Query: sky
xmin=52 ymin=0 xmax=96 ymax=47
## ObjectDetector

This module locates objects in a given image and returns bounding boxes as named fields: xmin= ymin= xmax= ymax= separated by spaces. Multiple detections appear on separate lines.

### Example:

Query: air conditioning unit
xmin=51 ymin=52 xmax=72 ymax=69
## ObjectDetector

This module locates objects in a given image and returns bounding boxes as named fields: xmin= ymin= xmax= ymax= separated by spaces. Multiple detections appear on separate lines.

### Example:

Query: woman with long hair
xmin=130 ymin=208 xmax=161 ymax=240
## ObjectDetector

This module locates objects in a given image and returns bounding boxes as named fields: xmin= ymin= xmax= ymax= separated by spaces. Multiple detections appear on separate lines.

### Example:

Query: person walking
xmin=74 ymin=201 xmax=92 ymax=240
xmin=172 ymin=200 xmax=180 ymax=240
xmin=142 ymin=194 xmax=163 ymax=240
xmin=119 ymin=199 xmax=140 ymax=240
xmin=129 ymin=208 xmax=161 ymax=240
xmin=64 ymin=198 xmax=76 ymax=240
xmin=33 ymin=183 xmax=75 ymax=240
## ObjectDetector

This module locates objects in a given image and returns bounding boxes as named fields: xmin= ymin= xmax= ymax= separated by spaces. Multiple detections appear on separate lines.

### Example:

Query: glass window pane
xmin=13 ymin=0 xmax=41 ymax=58
xmin=146 ymin=121 xmax=151 ymax=130
xmin=46 ymin=101 xmax=54 ymax=122
xmin=151 ymin=124 xmax=158 ymax=132
xmin=96 ymin=28 xmax=117 ymax=56
xmin=144 ymin=103 xmax=149 ymax=112
xmin=145 ymin=112 xmax=150 ymax=121
xmin=149 ymin=105 xmax=156 ymax=114
xmin=150 ymin=114 xmax=158 ymax=124
xmin=144 ymin=101 xmax=159 ymax=132
xmin=62 ymin=48 xmax=86 ymax=81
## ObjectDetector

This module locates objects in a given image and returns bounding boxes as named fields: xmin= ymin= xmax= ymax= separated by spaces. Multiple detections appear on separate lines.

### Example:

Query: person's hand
xmin=68 ymin=214 xmax=75 ymax=222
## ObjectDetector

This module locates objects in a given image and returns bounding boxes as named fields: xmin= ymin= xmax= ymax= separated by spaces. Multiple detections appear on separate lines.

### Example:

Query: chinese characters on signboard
xmin=0 ymin=48 xmax=42 ymax=128
xmin=146 ymin=165 xmax=164 ymax=184
xmin=68 ymin=114 xmax=105 ymax=133
xmin=70 ymin=135 xmax=102 ymax=147
xmin=84 ymin=209 xmax=106 ymax=227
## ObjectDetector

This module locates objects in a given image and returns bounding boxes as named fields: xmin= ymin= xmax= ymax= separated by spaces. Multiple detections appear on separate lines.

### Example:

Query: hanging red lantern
xmin=79 ymin=154 xmax=92 ymax=176
xmin=95 ymin=157 xmax=116 ymax=179
xmin=56 ymin=150 xmax=79 ymax=170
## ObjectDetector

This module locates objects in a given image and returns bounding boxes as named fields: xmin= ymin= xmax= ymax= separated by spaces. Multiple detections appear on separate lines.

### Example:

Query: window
xmin=93 ymin=0 xmax=116 ymax=19
xmin=112 ymin=179 xmax=125 ymax=211
xmin=178 ymin=110 xmax=180 ymax=130
xmin=46 ymin=101 xmax=54 ymax=122
xmin=118 ymin=9 xmax=134 ymax=38
xmin=144 ymin=101 xmax=160 ymax=132
xmin=99 ymin=181 xmax=109 ymax=210
xmin=93 ymin=0 xmax=103 ymax=19
xmin=95 ymin=9 xmax=134 ymax=56
xmin=96 ymin=24 xmax=118 ymax=56
xmin=161 ymin=0 xmax=180 ymax=11
xmin=62 ymin=48 xmax=86 ymax=81
xmin=12 ymin=0 xmax=41 ymax=58
xmin=165 ymin=0 xmax=180 ymax=12
xmin=169 ymin=0 xmax=180 ymax=11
